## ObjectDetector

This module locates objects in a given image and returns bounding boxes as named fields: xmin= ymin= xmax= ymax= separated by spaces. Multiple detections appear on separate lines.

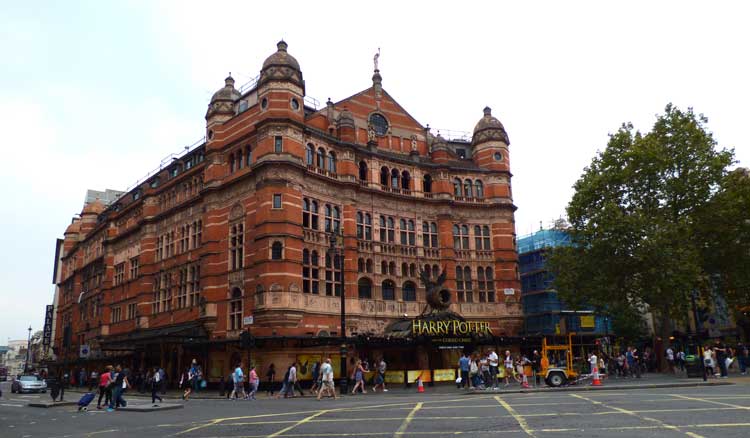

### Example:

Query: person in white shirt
xmin=317 ymin=358 xmax=338 ymax=400
xmin=589 ymin=353 xmax=598 ymax=375
xmin=666 ymin=347 xmax=675 ymax=373
xmin=488 ymin=349 xmax=499 ymax=389
xmin=503 ymin=351 xmax=514 ymax=386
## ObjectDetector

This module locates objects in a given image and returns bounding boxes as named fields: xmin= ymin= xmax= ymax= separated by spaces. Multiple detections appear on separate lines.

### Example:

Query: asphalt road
xmin=2 ymin=381 xmax=750 ymax=437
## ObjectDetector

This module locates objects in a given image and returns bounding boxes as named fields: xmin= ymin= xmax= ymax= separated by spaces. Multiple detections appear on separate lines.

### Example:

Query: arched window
xmin=306 ymin=144 xmax=314 ymax=166
xmin=474 ymin=225 xmax=483 ymax=250
xmin=229 ymin=287 xmax=243 ymax=330
xmin=356 ymin=212 xmax=364 ymax=239
xmin=430 ymin=222 xmax=438 ymax=247
xmin=311 ymin=201 xmax=319 ymax=230
xmin=461 ymin=225 xmax=470 ymax=249
xmin=456 ymin=266 xmax=464 ymax=302
xmin=366 ymin=259 xmax=373 ymax=273
xmin=358 ymin=258 xmax=365 ymax=272
xmin=483 ymin=226 xmax=491 ymax=249
xmin=237 ymin=149 xmax=243 ymax=170
xmin=453 ymin=178 xmax=462 ymax=196
xmin=391 ymin=169 xmax=400 ymax=189
xmin=388 ymin=262 xmax=396 ymax=276
xmin=229 ymin=153 xmax=235 ymax=173
xmin=409 ymin=263 xmax=416 ymax=277
xmin=407 ymin=220 xmax=415 ymax=246
xmin=358 ymin=278 xmax=373 ymax=299
xmin=401 ymin=171 xmax=410 ymax=190
xmin=359 ymin=161 xmax=368 ymax=181
xmin=379 ymin=216 xmax=387 ymax=242
xmin=453 ymin=225 xmax=461 ymax=249
xmin=475 ymin=180 xmax=484 ymax=198
xmin=382 ymin=280 xmax=395 ymax=300
xmin=400 ymin=219 xmax=407 ymax=245
xmin=381 ymin=260 xmax=388 ymax=274
xmin=432 ymin=264 xmax=439 ymax=279
xmin=230 ymin=223 xmax=244 ymax=271
xmin=302 ymin=198 xmax=310 ymax=228
xmin=327 ymin=151 xmax=337 ymax=173
xmin=464 ymin=267 xmax=473 ymax=302
xmin=387 ymin=217 xmax=395 ymax=242
xmin=423 ymin=174 xmax=432 ymax=193
xmin=380 ymin=167 xmax=389 ymax=186
xmin=423 ymin=264 xmax=431 ymax=277
xmin=477 ymin=267 xmax=486 ymax=302
xmin=271 ymin=241 xmax=283 ymax=260
xmin=486 ymin=267 xmax=495 ymax=302
xmin=333 ymin=207 xmax=341 ymax=234
xmin=364 ymin=214 xmax=372 ymax=240
xmin=464 ymin=179 xmax=473 ymax=198
xmin=324 ymin=204 xmax=332 ymax=232
xmin=317 ymin=148 xmax=326 ymax=168
xmin=401 ymin=263 xmax=408 ymax=277
xmin=403 ymin=281 xmax=416 ymax=302
xmin=246 ymin=144 xmax=252 ymax=166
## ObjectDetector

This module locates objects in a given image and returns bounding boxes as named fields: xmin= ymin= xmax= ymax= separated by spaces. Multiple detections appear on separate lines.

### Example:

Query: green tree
xmin=548 ymin=104 xmax=735 ymax=347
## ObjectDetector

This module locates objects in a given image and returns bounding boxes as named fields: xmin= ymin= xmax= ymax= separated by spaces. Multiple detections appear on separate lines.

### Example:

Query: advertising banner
xmin=384 ymin=370 xmax=404 ymax=384
xmin=295 ymin=354 xmax=322 ymax=380
xmin=433 ymin=368 xmax=457 ymax=382
xmin=407 ymin=370 xmax=432 ymax=383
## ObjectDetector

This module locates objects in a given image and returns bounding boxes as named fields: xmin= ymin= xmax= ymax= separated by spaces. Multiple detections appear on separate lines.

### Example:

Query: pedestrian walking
xmin=372 ymin=357 xmax=388 ymax=392
xmin=150 ymin=366 xmax=163 ymax=406
xmin=266 ymin=363 xmax=277 ymax=396
xmin=350 ymin=360 xmax=367 ymax=395
xmin=317 ymin=358 xmax=337 ymax=400
xmin=183 ymin=359 xmax=200 ymax=400
xmin=714 ymin=340 xmax=729 ymax=378
xmin=248 ymin=366 xmax=259 ymax=400
xmin=666 ymin=347 xmax=675 ymax=373
xmin=230 ymin=361 xmax=246 ymax=400
xmin=310 ymin=360 xmax=321 ymax=395
xmin=290 ymin=362 xmax=304 ymax=397
xmin=108 ymin=365 xmax=130 ymax=411
xmin=96 ymin=365 xmax=112 ymax=409
xmin=488 ymin=349 xmax=499 ymax=389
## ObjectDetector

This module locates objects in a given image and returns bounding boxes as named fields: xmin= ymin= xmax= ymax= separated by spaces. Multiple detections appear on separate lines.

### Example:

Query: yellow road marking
xmin=571 ymin=394 xmax=706 ymax=438
xmin=267 ymin=409 xmax=329 ymax=438
xmin=394 ymin=402 xmax=422 ymax=436
xmin=495 ymin=396 xmax=535 ymax=437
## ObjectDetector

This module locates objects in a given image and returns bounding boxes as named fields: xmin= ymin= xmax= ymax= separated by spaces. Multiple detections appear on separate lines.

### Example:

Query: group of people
xmin=698 ymin=341 xmax=749 ymax=378
xmin=458 ymin=349 xmax=538 ymax=390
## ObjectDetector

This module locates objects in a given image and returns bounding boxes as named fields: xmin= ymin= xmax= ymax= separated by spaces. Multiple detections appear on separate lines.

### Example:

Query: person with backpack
xmin=183 ymin=359 xmax=200 ymax=400
xmin=150 ymin=366 xmax=163 ymax=406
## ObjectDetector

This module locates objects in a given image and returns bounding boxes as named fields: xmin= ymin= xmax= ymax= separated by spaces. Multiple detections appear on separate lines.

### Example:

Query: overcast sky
xmin=1 ymin=1 xmax=747 ymax=341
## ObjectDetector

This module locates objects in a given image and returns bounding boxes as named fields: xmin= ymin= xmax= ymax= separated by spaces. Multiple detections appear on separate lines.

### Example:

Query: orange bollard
xmin=417 ymin=377 xmax=425 ymax=393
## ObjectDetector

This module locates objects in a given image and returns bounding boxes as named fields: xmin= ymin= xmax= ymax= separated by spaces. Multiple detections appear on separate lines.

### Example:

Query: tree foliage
xmin=548 ymin=104 xmax=737 ymax=342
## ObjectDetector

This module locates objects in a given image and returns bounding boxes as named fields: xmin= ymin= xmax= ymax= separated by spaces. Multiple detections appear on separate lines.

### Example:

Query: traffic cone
xmin=592 ymin=367 xmax=602 ymax=386
xmin=417 ymin=377 xmax=425 ymax=393
xmin=521 ymin=372 xmax=530 ymax=389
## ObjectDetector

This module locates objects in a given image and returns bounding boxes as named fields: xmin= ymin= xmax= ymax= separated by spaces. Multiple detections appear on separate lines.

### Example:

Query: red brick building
xmin=54 ymin=41 xmax=522 ymax=383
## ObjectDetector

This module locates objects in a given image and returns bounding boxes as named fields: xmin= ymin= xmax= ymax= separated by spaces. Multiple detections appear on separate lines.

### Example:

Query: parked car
xmin=11 ymin=375 xmax=47 ymax=393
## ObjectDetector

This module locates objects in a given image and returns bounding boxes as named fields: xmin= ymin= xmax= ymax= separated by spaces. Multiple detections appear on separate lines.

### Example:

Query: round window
xmin=261 ymin=97 xmax=268 ymax=110
xmin=290 ymin=98 xmax=300 ymax=110
xmin=368 ymin=113 xmax=389 ymax=136
xmin=494 ymin=152 xmax=503 ymax=161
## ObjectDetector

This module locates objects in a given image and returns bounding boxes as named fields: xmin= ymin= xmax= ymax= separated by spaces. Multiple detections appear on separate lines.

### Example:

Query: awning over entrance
xmin=100 ymin=321 xmax=208 ymax=350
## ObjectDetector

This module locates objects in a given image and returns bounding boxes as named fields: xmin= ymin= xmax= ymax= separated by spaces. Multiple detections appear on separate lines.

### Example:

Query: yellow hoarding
xmin=295 ymin=354 xmax=321 ymax=380
xmin=407 ymin=370 xmax=432 ymax=383
xmin=580 ymin=315 xmax=595 ymax=328
xmin=433 ymin=368 xmax=457 ymax=382
xmin=384 ymin=370 xmax=404 ymax=384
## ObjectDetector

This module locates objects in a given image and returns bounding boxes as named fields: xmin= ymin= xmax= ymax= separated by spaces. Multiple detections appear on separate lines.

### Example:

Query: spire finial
xmin=483 ymin=106 xmax=492 ymax=116
xmin=373 ymin=47 xmax=381 ymax=71
xmin=277 ymin=40 xmax=288 ymax=51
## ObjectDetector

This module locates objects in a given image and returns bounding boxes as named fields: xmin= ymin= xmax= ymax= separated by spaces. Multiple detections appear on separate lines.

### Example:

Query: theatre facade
xmin=53 ymin=41 xmax=523 ymax=383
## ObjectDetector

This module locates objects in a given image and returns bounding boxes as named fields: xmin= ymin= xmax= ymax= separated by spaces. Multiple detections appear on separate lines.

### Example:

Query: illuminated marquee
xmin=411 ymin=319 xmax=493 ymax=336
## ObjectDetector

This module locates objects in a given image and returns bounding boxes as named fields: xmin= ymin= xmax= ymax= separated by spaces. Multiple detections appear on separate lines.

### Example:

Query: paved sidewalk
xmin=61 ymin=372 xmax=742 ymax=400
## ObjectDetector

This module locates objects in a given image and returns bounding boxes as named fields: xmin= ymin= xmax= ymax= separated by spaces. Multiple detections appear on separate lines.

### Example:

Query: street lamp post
xmin=330 ymin=235 xmax=348 ymax=394
xmin=24 ymin=325 xmax=32 ymax=373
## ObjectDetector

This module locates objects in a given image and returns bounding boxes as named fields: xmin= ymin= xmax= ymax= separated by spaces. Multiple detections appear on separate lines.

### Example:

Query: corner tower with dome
xmin=52 ymin=41 xmax=523 ymax=379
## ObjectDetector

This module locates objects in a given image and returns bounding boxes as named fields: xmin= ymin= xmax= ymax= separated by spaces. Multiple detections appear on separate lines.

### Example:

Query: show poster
xmin=295 ymin=354 xmax=321 ymax=380
xmin=384 ymin=370 xmax=404 ymax=384
xmin=433 ymin=368 xmax=457 ymax=382
xmin=407 ymin=370 xmax=432 ymax=383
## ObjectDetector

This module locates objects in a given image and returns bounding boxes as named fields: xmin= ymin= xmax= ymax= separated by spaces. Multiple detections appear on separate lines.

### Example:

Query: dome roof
xmin=64 ymin=220 xmax=81 ymax=235
xmin=206 ymin=75 xmax=241 ymax=119
xmin=262 ymin=40 xmax=301 ymax=71
xmin=472 ymin=107 xmax=509 ymax=145
xmin=82 ymin=199 xmax=105 ymax=215
xmin=258 ymin=41 xmax=304 ymax=90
